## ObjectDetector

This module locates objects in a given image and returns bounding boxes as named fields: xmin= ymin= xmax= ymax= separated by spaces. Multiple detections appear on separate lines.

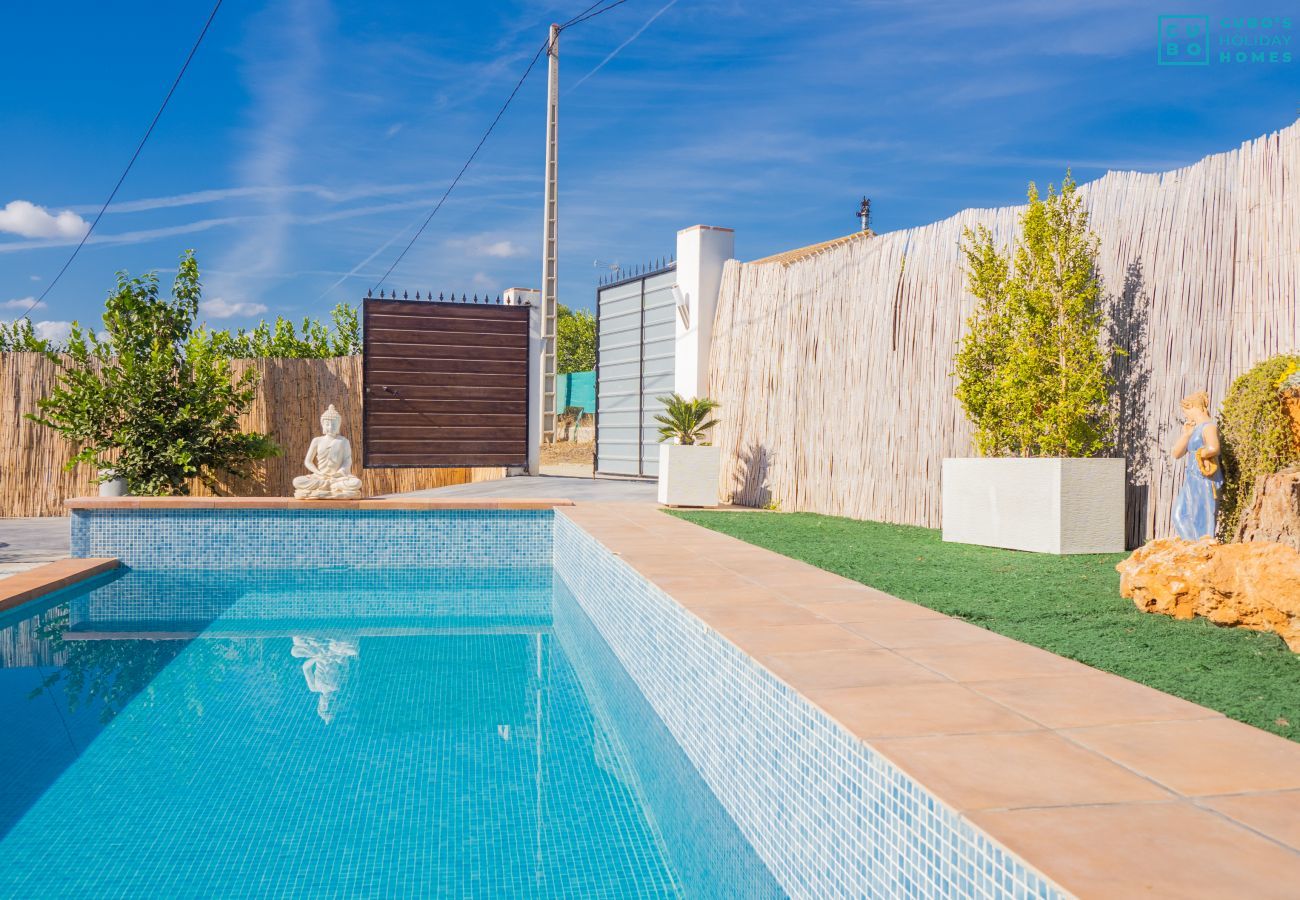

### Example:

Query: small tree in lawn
xmin=31 ymin=251 xmax=279 ymax=495
xmin=954 ymin=173 xmax=1115 ymax=457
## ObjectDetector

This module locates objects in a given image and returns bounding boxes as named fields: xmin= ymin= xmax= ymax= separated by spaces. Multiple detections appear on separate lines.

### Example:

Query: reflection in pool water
xmin=0 ymin=567 xmax=784 ymax=898
xmin=290 ymin=636 xmax=359 ymax=724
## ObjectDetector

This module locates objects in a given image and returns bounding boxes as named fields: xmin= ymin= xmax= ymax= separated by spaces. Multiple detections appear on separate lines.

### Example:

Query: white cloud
xmin=446 ymin=234 xmax=528 ymax=259
xmin=0 ymin=200 xmax=90 ymax=239
xmin=1 ymin=297 xmax=44 ymax=311
xmin=200 ymin=297 xmax=269 ymax=319
xmin=471 ymin=272 xmax=498 ymax=292
xmin=34 ymin=320 xmax=73 ymax=343
xmin=29 ymin=274 xmax=40 ymax=281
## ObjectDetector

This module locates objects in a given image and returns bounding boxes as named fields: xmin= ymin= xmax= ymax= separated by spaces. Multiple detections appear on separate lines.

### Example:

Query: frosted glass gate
xmin=595 ymin=264 xmax=676 ymax=477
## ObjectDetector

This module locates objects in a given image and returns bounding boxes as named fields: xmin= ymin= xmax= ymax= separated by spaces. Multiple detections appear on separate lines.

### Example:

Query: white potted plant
xmin=98 ymin=468 xmax=129 ymax=497
xmin=655 ymin=393 xmax=721 ymax=507
xmin=943 ymin=174 xmax=1125 ymax=554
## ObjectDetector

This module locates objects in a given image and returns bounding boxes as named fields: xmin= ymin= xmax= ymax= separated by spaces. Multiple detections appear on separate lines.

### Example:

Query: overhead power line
xmin=18 ymin=0 xmax=225 ymax=322
xmin=364 ymin=0 xmax=633 ymax=294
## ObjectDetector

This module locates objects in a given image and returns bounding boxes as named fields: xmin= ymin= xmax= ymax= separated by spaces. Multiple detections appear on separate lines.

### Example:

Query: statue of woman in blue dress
xmin=1171 ymin=391 xmax=1224 ymax=541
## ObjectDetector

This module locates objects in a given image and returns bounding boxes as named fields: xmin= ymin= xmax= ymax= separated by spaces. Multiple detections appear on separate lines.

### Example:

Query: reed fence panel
xmin=0 ymin=354 xmax=501 ymax=517
xmin=709 ymin=125 xmax=1299 ymax=546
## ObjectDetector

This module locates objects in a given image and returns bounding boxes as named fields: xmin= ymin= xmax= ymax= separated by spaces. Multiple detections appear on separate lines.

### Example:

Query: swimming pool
xmin=10 ymin=504 xmax=1064 ymax=898
xmin=0 ymin=564 xmax=782 ymax=898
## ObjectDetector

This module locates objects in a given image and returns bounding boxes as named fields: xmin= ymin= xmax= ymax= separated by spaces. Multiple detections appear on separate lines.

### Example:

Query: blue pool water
xmin=0 ymin=567 xmax=784 ymax=899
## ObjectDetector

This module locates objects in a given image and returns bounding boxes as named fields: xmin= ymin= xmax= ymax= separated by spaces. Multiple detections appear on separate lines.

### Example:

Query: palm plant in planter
xmin=654 ymin=393 xmax=721 ymax=507
xmin=943 ymin=174 xmax=1125 ymax=554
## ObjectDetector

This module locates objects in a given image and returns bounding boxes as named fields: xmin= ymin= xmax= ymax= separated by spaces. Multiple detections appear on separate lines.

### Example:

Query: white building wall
xmin=673 ymin=225 xmax=735 ymax=399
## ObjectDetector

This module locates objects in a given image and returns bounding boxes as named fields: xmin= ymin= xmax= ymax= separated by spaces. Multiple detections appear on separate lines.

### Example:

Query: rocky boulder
xmin=1117 ymin=537 xmax=1300 ymax=651
xmin=1236 ymin=470 xmax=1300 ymax=551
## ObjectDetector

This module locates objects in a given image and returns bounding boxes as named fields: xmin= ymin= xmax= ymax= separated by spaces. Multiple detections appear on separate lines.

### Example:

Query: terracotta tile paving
xmin=1201 ymin=790 xmax=1300 ymax=852
xmin=665 ymin=584 xmax=792 ymax=609
xmin=726 ymin=622 xmax=872 ymax=655
xmin=871 ymin=730 xmax=1173 ymax=810
xmin=0 ymin=558 xmax=119 ymax=614
xmin=1063 ymin=718 xmax=1300 ymax=796
xmin=897 ymin=641 xmax=1099 ymax=682
xmin=969 ymin=802 xmax=1300 ymax=900
xmin=692 ymin=602 xmax=830 ymax=629
xmin=559 ymin=503 xmax=1300 ymax=892
xmin=806 ymin=682 xmax=1040 ymax=738
xmin=845 ymin=616 xmax=1009 ymax=649
xmin=969 ymin=672 xmax=1222 ymax=729
xmin=762 ymin=648 xmax=946 ymax=690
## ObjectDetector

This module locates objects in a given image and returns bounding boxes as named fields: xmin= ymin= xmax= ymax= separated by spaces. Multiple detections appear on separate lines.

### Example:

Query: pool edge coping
xmin=0 ymin=558 xmax=119 ymax=615
xmin=557 ymin=502 xmax=1300 ymax=898
xmin=65 ymin=497 xmax=575 ymax=511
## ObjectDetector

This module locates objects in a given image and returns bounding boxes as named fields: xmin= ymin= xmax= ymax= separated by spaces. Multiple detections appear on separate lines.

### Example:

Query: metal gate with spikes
xmin=594 ymin=258 xmax=676 ymax=478
xmin=362 ymin=291 xmax=531 ymax=468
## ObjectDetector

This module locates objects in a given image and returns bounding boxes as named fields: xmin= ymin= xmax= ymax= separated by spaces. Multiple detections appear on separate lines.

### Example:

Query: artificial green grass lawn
xmin=669 ymin=510 xmax=1300 ymax=743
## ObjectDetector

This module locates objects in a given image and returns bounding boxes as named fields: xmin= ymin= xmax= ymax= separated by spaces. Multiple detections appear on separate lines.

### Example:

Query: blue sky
xmin=1 ymin=1 xmax=1294 ymax=338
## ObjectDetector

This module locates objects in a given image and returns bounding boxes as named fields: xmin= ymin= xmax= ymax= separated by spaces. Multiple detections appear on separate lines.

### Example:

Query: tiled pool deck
xmin=17 ymin=497 xmax=1300 ymax=897
xmin=560 ymin=503 xmax=1300 ymax=898
xmin=0 ymin=557 xmax=117 ymax=614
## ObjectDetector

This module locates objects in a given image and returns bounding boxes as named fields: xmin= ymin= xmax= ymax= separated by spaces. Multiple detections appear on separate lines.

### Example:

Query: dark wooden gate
xmin=363 ymin=296 xmax=530 ymax=468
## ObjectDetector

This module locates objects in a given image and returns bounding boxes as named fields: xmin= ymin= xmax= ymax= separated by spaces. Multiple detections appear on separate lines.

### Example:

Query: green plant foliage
xmin=672 ymin=510 xmax=1300 ymax=743
xmin=0 ymin=317 xmax=55 ymax=352
xmin=1217 ymin=352 xmax=1300 ymax=540
xmin=954 ymin=173 xmax=1116 ymax=457
xmin=29 ymin=250 xmax=280 ymax=495
xmin=654 ymin=392 xmax=720 ymax=445
xmin=191 ymin=302 xmax=361 ymax=358
xmin=556 ymin=303 xmax=595 ymax=374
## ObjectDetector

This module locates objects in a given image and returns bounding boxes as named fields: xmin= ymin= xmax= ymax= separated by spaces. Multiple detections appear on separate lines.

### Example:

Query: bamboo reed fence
xmin=0 ymin=354 xmax=502 ymax=517
xmin=709 ymin=124 xmax=1299 ymax=546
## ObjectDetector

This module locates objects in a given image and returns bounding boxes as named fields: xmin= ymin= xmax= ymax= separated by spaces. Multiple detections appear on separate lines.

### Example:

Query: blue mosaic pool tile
xmin=0 ymin=565 xmax=694 ymax=898
xmin=552 ymin=511 xmax=1067 ymax=900
xmin=70 ymin=508 xmax=553 ymax=569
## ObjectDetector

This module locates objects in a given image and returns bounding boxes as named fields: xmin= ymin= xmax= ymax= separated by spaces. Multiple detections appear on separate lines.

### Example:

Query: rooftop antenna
xmin=858 ymin=196 xmax=872 ymax=234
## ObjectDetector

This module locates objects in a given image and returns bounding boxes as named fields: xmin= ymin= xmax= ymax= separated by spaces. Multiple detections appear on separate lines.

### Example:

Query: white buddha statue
xmin=293 ymin=405 xmax=364 ymax=499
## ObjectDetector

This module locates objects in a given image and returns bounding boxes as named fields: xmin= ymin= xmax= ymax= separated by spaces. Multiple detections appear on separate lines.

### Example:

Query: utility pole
xmin=540 ymin=23 xmax=560 ymax=444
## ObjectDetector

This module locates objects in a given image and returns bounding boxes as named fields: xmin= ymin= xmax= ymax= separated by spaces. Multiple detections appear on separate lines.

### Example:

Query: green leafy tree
xmin=954 ymin=173 xmax=1115 ymax=457
xmin=30 ymin=251 xmax=280 ymax=494
xmin=556 ymin=303 xmax=595 ymax=373
xmin=191 ymin=303 xmax=361 ymax=358
xmin=0 ymin=317 xmax=55 ymax=352
xmin=655 ymin=393 xmax=720 ymax=445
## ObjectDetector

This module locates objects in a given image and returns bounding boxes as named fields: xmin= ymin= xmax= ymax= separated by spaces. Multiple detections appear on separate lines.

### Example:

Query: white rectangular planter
xmin=942 ymin=457 xmax=1126 ymax=554
xmin=657 ymin=444 xmax=721 ymax=507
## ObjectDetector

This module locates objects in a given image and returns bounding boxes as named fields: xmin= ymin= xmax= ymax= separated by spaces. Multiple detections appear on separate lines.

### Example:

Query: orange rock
xmin=1117 ymin=537 xmax=1300 ymax=651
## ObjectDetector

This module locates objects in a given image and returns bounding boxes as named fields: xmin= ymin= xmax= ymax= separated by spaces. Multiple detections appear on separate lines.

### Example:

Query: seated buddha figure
xmin=292 ymin=405 xmax=364 ymax=499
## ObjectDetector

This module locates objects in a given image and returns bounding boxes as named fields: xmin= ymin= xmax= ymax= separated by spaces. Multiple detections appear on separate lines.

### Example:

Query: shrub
xmin=654 ymin=393 xmax=719 ymax=445
xmin=191 ymin=303 xmax=361 ymax=358
xmin=954 ymin=173 xmax=1115 ymax=457
xmin=30 ymin=251 xmax=280 ymax=495
xmin=556 ymin=304 xmax=595 ymax=374
xmin=0 ymin=318 xmax=54 ymax=352
xmin=1217 ymin=352 xmax=1300 ymax=540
